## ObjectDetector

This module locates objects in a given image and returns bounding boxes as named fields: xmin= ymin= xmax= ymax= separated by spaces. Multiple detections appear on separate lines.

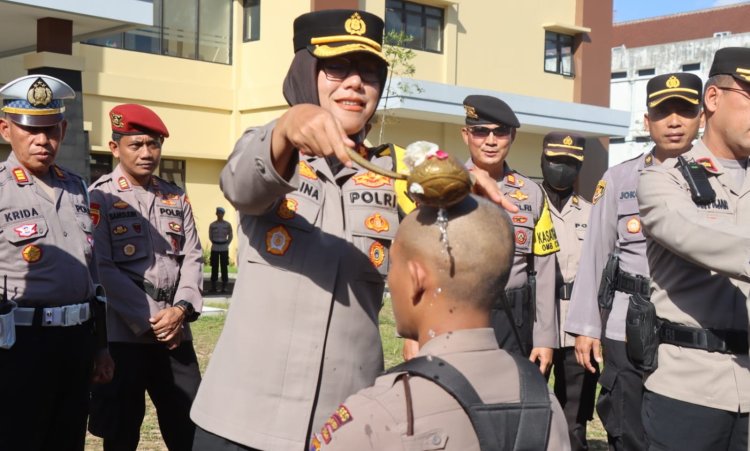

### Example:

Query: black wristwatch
xmin=174 ymin=300 xmax=199 ymax=322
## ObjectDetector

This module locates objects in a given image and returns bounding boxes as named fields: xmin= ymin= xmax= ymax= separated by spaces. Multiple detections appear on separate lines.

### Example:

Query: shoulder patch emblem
xmin=123 ymin=244 xmax=136 ymax=256
xmin=369 ymin=241 xmax=386 ymax=268
xmin=118 ymin=177 xmax=130 ymax=190
xmin=352 ymin=171 xmax=392 ymax=188
xmin=113 ymin=200 xmax=129 ymax=209
xmin=572 ymin=195 xmax=579 ymax=206
xmin=626 ymin=217 xmax=641 ymax=234
xmin=509 ymin=189 xmax=528 ymax=201
xmin=592 ymin=180 xmax=606 ymax=205
xmin=695 ymin=157 xmax=719 ymax=173
xmin=266 ymin=225 xmax=292 ymax=256
xmin=21 ymin=244 xmax=42 ymax=263
xmin=14 ymin=224 xmax=37 ymax=238
xmin=364 ymin=213 xmax=390 ymax=233
xmin=90 ymin=202 xmax=101 ymax=227
xmin=299 ymin=161 xmax=318 ymax=180
xmin=12 ymin=167 xmax=29 ymax=184
xmin=112 ymin=225 xmax=128 ymax=235
xmin=277 ymin=198 xmax=298 ymax=219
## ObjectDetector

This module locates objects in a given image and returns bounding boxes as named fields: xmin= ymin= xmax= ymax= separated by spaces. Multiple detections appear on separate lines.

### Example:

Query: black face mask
xmin=541 ymin=159 xmax=580 ymax=191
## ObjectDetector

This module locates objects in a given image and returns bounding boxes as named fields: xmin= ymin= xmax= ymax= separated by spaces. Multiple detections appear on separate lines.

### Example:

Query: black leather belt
xmin=659 ymin=322 xmax=748 ymax=354
xmin=558 ymin=282 xmax=574 ymax=300
xmin=130 ymin=278 xmax=176 ymax=304
xmin=615 ymin=271 xmax=650 ymax=297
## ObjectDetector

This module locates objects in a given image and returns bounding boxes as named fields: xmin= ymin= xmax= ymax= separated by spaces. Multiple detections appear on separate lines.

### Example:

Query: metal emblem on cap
xmin=345 ymin=12 xmax=366 ymax=36
xmin=563 ymin=136 xmax=573 ymax=146
xmin=464 ymin=105 xmax=478 ymax=119
xmin=26 ymin=78 xmax=53 ymax=107
xmin=111 ymin=113 xmax=124 ymax=128
xmin=666 ymin=75 xmax=680 ymax=89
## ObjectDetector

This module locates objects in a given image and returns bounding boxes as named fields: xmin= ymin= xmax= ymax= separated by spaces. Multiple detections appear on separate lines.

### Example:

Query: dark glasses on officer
xmin=319 ymin=56 xmax=384 ymax=84
xmin=466 ymin=125 xmax=512 ymax=139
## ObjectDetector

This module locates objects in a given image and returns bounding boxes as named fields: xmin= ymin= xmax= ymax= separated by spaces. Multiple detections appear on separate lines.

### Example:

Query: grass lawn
xmin=86 ymin=298 xmax=608 ymax=450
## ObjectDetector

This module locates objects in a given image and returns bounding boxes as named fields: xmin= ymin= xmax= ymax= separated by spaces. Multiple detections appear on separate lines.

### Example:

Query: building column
xmin=25 ymin=17 xmax=89 ymax=180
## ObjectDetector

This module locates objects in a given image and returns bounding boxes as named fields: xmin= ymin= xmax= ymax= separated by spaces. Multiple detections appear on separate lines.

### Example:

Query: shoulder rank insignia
xmin=572 ymin=195 xmax=579 ymax=206
xmin=118 ymin=176 xmax=130 ymax=190
xmin=90 ymin=202 xmax=101 ymax=227
xmin=509 ymin=189 xmax=528 ymax=201
xmin=52 ymin=165 xmax=65 ymax=179
xmin=505 ymin=174 xmax=525 ymax=188
xmin=369 ymin=241 xmax=386 ymax=268
xmin=695 ymin=157 xmax=719 ymax=173
xmin=626 ymin=217 xmax=641 ymax=234
xmin=592 ymin=180 xmax=606 ymax=205
xmin=364 ymin=213 xmax=390 ymax=233
xmin=644 ymin=153 xmax=654 ymax=167
xmin=299 ymin=161 xmax=318 ymax=180
xmin=12 ymin=167 xmax=29 ymax=184
xmin=277 ymin=198 xmax=298 ymax=220
xmin=113 ymin=200 xmax=129 ymax=209
xmin=21 ymin=244 xmax=42 ymax=263
xmin=352 ymin=171 xmax=392 ymax=188
xmin=266 ymin=225 xmax=292 ymax=256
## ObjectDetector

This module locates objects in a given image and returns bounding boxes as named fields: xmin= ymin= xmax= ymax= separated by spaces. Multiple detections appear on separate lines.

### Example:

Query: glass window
xmin=385 ymin=0 xmax=444 ymax=53
xmin=544 ymin=31 xmax=574 ymax=77
xmin=637 ymin=68 xmax=655 ymax=77
xmin=243 ymin=0 xmax=260 ymax=42
xmin=83 ymin=0 xmax=231 ymax=65
xmin=90 ymin=153 xmax=113 ymax=183
xmin=682 ymin=62 xmax=701 ymax=72
xmin=611 ymin=71 xmax=627 ymax=79
xmin=159 ymin=158 xmax=186 ymax=190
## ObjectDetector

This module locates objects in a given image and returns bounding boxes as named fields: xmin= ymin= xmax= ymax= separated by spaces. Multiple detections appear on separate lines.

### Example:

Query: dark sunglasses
xmin=320 ymin=57 xmax=384 ymax=84
xmin=466 ymin=125 xmax=512 ymax=139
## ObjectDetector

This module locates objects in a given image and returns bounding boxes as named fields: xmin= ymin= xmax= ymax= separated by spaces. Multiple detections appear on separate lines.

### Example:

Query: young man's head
xmin=461 ymin=95 xmax=520 ymax=179
xmin=702 ymin=47 xmax=750 ymax=159
xmin=284 ymin=10 xmax=388 ymax=138
xmin=388 ymin=195 xmax=515 ymax=343
xmin=0 ymin=75 xmax=74 ymax=176
xmin=540 ymin=132 xmax=585 ymax=192
xmin=108 ymin=104 xmax=169 ymax=186
xmin=644 ymin=72 xmax=703 ymax=161
xmin=216 ymin=207 xmax=225 ymax=220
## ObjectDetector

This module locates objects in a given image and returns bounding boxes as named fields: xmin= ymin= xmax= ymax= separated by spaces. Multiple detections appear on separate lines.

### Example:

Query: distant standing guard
xmin=208 ymin=206 xmax=232 ymax=293
xmin=87 ymin=104 xmax=204 ymax=451
xmin=0 ymin=74 xmax=113 ymax=450
xmin=539 ymin=132 xmax=598 ymax=450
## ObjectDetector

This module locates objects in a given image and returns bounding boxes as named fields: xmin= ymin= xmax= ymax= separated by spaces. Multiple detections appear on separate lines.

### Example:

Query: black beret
xmin=709 ymin=47 xmax=750 ymax=83
xmin=293 ymin=10 xmax=385 ymax=62
xmin=463 ymin=95 xmax=520 ymax=128
xmin=543 ymin=132 xmax=585 ymax=161
xmin=646 ymin=72 xmax=702 ymax=108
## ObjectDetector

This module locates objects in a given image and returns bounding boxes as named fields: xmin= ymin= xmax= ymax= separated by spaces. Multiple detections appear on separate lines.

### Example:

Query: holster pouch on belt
xmin=597 ymin=251 xmax=619 ymax=310
xmin=0 ymin=300 xmax=17 ymax=350
xmin=503 ymin=285 xmax=530 ymax=328
xmin=625 ymin=293 xmax=660 ymax=372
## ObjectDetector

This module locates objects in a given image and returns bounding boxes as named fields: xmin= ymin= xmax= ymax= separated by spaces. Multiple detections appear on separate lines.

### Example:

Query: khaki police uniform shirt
xmin=638 ymin=139 xmax=750 ymax=412
xmin=208 ymin=219 xmax=232 ymax=252
xmin=191 ymin=121 xmax=398 ymax=451
xmin=565 ymin=152 xmax=654 ymax=342
xmin=465 ymin=162 xmax=559 ymax=348
xmin=0 ymin=153 xmax=96 ymax=305
xmin=312 ymin=328 xmax=571 ymax=451
xmin=547 ymin=193 xmax=591 ymax=348
xmin=89 ymin=165 xmax=204 ymax=343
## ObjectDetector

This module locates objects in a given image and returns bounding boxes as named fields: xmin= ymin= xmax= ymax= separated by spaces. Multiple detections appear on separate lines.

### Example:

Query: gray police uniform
xmin=467 ymin=162 xmax=558 ymax=354
xmin=564 ymin=151 xmax=654 ymax=450
xmin=191 ymin=121 xmax=398 ymax=451
xmin=311 ymin=328 xmax=571 ymax=451
xmin=638 ymin=139 xmax=750 ymax=449
xmin=88 ymin=164 xmax=204 ymax=449
xmin=208 ymin=220 xmax=233 ymax=253
xmin=0 ymin=154 xmax=99 ymax=450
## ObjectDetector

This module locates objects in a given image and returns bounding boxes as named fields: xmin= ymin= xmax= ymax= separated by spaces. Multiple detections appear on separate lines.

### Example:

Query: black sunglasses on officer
xmin=319 ymin=55 xmax=387 ymax=84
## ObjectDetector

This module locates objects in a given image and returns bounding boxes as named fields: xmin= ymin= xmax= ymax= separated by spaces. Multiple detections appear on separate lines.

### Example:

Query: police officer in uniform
xmin=564 ymin=72 xmax=703 ymax=450
xmin=312 ymin=195 xmax=570 ymax=450
xmin=0 ymin=75 xmax=113 ymax=450
xmin=88 ymin=104 xmax=204 ymax=451
xmin=461 ymin=95 xmax=559 ymax=373
xmin=540 ymin=132 xmax=598 ymax=450
xmin=637 ymin=48 xmax=750 ymax=450
xmin=208 ymin=206 xmax=232 ymax=293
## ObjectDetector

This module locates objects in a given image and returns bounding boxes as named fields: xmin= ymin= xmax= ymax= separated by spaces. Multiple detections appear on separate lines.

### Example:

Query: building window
xmin=544 ymin=31 xmax=574 ymax=77
xmin=243 ymin=0 xmax=260 ymax=42
xmin=682 ymin=62 xmax=701 ymax=72
xmin=159 ymin=158 xmax=186 ymax=190
xmin=385 ymin=0 xmax=444 ymax=53
xmin=83 ymin=0 xmax=232 ymax=64
xmin=637 ymin=68 xmax=655 ymax=77
xmin=611 ymin=71 xmax=627 ymax=79
xmin=90 ymin=153 xmax=113 ymax=183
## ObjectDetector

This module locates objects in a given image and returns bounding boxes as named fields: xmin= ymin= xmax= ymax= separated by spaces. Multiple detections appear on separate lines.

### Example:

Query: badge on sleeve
xmin=21 ymin=244 xmax=42 ymax=263
xmin=266 ymin=225 xmax=292 ymax=256
xmin=123 ymin=244 xmax=136 ymax=256
xmin=532 ymin=199 xmax=560 ymax=256
xmin=592 ymin=180 xmax=606 ymax=205
xmin=626 ymin=217 xmax=641 ymax=234
xmin=90 ymin=202 xmax=101 ymax=227
xmin=369 ymin=241 xmax=385 ymax=268
xmin=310 ymin=404 xmax=354 ymax=450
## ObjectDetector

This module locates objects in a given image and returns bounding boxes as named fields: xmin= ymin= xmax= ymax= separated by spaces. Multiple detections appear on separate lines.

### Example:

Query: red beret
xmin=109 ymin=104 xmax=169 ymax=138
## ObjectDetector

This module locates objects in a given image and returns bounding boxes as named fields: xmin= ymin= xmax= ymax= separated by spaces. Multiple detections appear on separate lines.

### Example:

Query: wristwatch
xmin=174 ymin=300 xmax=198 ymax=322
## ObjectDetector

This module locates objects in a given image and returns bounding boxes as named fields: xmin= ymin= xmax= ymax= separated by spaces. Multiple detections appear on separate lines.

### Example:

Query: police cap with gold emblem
xmin=463 ymin=95 xmax=520 ymax=128
xmin=0 ymin=74 xmax=75 ymax=127
xmin=293 ymin=9 xmax=386 ymax=62
xmin=646 ymin=72 xmax=702 ymax=108
xmin=709 ymin=47 xmax=750 ymax=83
xmin=543 ymin=132 xmax=585 ymax=162
xmin=109 ymin=104 xmax=170 ymax=138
